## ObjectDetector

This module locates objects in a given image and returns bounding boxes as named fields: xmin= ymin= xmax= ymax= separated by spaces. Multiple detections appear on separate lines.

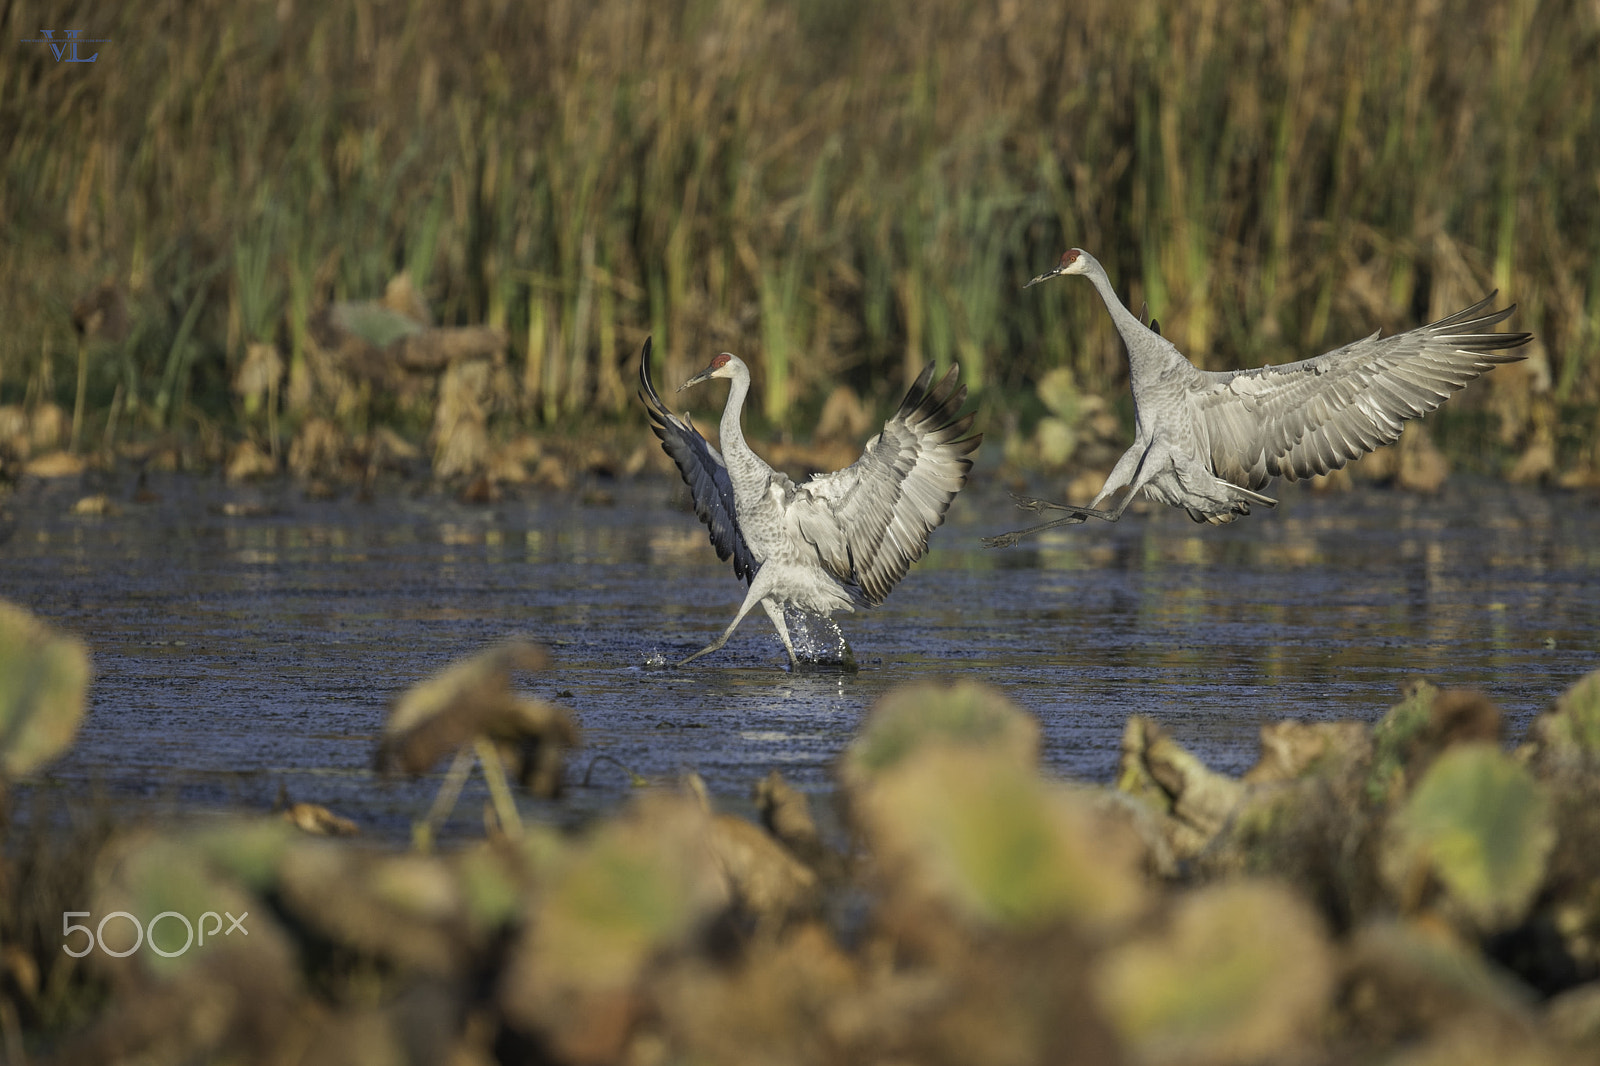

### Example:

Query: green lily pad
xmin=1367 ymin=681 xmax=1439 ymax=805
xmin=91 ymin=827 xmax=295 ymax=981
xmin=840 ymin=681 xmax=1038 ymax=793
xmin=1095 ymin=881 xmax=1333 ymax=1065
xmin=1524 ymin=668 xmax=1600 ymax=776
xmin=1383 ymin=743 xmax=1554 ymax=930
xmin=861 ymin=747 xmax=1143 ymax=929
xmin=0 ymin=600 xmax=91 ymax=778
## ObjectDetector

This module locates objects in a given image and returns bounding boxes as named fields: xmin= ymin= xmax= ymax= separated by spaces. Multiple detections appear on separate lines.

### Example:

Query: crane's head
xmin=1024 ymin=248 xmax=1091 ymax=288
xmin=679 ymin=352 xmax=743 ymax=392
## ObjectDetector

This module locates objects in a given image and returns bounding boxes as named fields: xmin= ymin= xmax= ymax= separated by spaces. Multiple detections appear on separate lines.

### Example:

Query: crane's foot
xmin=980 ymin=530 xmax=1029 ymax=549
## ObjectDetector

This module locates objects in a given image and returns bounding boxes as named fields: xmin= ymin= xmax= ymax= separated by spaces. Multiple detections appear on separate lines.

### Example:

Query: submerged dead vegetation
xmin=3 ymin=0 xmax=1599 ymax=493
xmin=5 ymin=602 xmax=1600 ymax=1062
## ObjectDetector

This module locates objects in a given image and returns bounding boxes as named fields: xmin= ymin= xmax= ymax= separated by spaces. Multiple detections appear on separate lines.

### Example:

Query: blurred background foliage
xmin=2 ymin=0 xmax=1596 ymax=468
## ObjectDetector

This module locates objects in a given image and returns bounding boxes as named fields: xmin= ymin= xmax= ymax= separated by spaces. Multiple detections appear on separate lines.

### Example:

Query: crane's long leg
xmin=678 ymin=581 xmax=768 ymax=666
xmin=980 ymin=506 xmax=1096 ymax=549
xmin=760 ymin=600 xmax=801 ymax=669
xmin=983 ymin=441 xmax=1154 ymax=548
xmin=1011 ymin=493 xmax=1125 ymax=520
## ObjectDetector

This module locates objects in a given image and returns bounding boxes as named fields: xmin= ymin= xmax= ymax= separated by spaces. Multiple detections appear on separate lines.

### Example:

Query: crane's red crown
xmin=711 ymin=353 xmax=733 ymax=369
xmin=1060 ymin=249 xmax=1081 ymax=267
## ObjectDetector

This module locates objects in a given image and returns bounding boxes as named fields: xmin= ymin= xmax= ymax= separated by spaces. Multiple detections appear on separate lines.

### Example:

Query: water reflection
xmin=2 ymin=472 xmax=1597 ymax=840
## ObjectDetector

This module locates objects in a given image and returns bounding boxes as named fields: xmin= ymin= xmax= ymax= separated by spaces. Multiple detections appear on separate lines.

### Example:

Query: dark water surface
xmin=4 ymin=471 xmax=1598 ymax=841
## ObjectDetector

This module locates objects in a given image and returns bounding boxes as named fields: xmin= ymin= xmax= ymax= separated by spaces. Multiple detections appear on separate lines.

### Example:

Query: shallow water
xmin=4 ymin=470 xmax=1599 ymax=841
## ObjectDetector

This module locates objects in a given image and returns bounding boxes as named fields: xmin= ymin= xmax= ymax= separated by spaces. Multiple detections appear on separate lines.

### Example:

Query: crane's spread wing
xmin=790 ymin=364 xmax=981 ymax=606
xmin=1195 ymin=293 xmax=1531 ymax=488
xmin=639 ymin=339 xmax=759 ymax=586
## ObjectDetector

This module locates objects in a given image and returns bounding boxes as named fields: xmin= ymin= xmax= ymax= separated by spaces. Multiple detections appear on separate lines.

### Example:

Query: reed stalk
xmin=0 ymin=0 xmax=1592 ymax=463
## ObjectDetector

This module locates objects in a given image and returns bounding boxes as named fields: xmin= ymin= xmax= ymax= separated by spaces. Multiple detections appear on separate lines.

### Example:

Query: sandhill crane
xmin=640 ymin=338 xmax=981 ymax=667
xmin=985 ymin=249 xmax=1532 ymax=547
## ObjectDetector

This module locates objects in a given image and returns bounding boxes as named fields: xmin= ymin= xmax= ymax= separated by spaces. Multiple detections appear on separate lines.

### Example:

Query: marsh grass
xmin=1 ymin=0 xmax=1596 ymax=461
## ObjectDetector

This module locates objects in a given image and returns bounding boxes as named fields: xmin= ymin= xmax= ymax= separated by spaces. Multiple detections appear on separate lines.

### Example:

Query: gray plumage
xmin=640 ymin=338 xmax=981 ymax=666
xmin=986 ymin=248 xmax=1532 ymax=546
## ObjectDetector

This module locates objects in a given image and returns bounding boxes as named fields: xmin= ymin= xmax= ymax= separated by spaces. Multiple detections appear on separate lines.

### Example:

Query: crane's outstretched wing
xmin=1195 ymin=293 xmax=1531 ymax=488
xmin=790 ymin=364 xmax=981 ymax=606
xmin=638 ymin=338 xmax=759 ymax=585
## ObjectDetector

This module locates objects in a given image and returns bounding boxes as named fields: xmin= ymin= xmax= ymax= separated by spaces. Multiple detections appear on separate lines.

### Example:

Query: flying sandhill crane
xmin=640 ymin=338 xmax=981 ymax=667
xmin=985 ymin=249 xmax=1532 ymax=547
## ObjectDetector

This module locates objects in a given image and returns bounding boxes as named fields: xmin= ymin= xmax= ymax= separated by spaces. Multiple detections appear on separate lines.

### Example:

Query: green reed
xmin=1 ymin=0 xmax=1596 ymax=461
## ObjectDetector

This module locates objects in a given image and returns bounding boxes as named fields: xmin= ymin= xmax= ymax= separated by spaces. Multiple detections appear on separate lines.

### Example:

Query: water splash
xmin=784 ymin=606 xmax=857 ymax=671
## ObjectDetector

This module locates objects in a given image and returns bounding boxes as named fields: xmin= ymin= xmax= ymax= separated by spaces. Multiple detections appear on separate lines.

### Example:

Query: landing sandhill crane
xmin=985 ymin=249 xmax=1532 ymax=546
xmin=640 ymin=339 xmax=981 ymax=667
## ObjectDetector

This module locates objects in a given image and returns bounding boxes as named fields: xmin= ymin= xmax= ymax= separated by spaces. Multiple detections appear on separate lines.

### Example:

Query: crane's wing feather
xmin=790 ymin=365 xmax=981 ymax=607
xmin=639 ymin=339 xmax=759 ymax=586
xmin=1195 ymin=293 xmax=1531 ymax=488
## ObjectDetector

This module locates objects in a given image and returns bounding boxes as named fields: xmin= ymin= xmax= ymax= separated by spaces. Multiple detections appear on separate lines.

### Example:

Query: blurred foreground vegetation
xmin=3 ymin=0 xmax=1599 ymax=486
xmin=6 ymin=601 xmax=1600 ymax=1062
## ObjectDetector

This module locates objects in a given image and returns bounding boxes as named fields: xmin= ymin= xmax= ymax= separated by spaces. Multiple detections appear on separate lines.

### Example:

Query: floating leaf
xmin=277 ymin=840 xmax=475 ymax=975
xmin=754 ymin=769 xmax=832 ymax=872
xmin=1523 ymin=668 xmax=1600 ymax=776
xmin=1095 ymin=881 xmax=1333 ymax=1066
xmin=499 ymin=795 xmax=729 ymax=1059
xmin=1116 ymin=716 xmax=1243 ymax=860
xmin=1383 ymin=743 xmax=1554 ymax=930
xmin=531 ymin=798 xmax=727 ymax=986
xmin=503 ymin=797 xmax=726 ymax=997
xmin=1244 ymin=720 xmax=1371 ymax=784
xmin=377 ymin=640 xmax=577 ymax=844
xmin=1367 ymin=683 xmax=1503 ymax=806
xmin=1342 ymin=919 xmax=1537 ymax=1042
xmin=91 ymin=826 xmax=296 ymax=982
xmin=705 ymin=812 xmax=818 ymax=924
xmin=456 ymin=839 xmax=527 ymax=931
xmin=1367 ymin=681 xmax=1440 ymax=804
xmin=860 ymin=747 xmax=1143 ymax=930
xmin=377 ymin=640 xmax=567 ymax=780
xmin=0 ymin=600 xmax=92 ymax=778
xmin=840 ymin=680 xmax=1038 ymax=793
xmin=190 ymin=816 xmax=296 ymax=891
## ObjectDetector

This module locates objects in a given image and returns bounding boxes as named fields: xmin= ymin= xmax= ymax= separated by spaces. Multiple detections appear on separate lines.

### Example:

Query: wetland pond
xmin=4 ymin=471 xmax=1599 ymax=842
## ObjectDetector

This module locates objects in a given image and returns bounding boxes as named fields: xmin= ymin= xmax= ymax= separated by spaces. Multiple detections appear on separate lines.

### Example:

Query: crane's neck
xmin=717 ymin=372 xmax=749 ymax=450
xmin=1082 ymin=256 xmax=1150 ymax=349
xmin=716 ymin=371 xmax=766 ymax=497
xmin=1081 ymin=256 xmax=1184 ymax=407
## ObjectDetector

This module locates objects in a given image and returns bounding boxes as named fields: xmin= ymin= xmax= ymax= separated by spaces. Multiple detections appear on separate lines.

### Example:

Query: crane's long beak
xmin=677 ymin=366 xmax=714 ymax=392
xmin=1024 ymin=266 xmax=1064 ymax=289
